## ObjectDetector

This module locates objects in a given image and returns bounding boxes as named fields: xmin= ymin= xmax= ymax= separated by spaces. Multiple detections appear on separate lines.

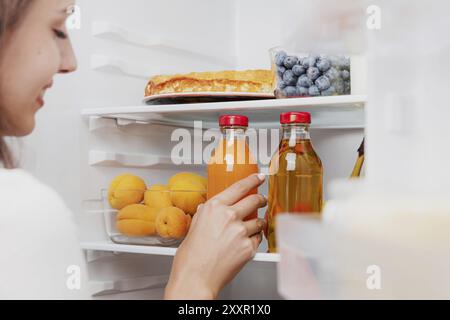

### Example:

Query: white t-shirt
xmin=0 ymin=168 xmax=89 ymax=299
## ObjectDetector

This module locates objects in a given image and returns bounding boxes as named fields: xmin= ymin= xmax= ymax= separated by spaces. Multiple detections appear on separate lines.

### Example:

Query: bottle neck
xmin=282 ymin=124 xmax=311 ymax=140
xmin=221 ymin=126 xmax=247 ymax=140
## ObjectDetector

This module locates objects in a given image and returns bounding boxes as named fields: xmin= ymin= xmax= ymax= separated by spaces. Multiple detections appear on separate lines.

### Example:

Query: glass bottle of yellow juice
xmin=350 ymin=138 xmax=365 ymax=178
xmin=266 ymin=112 xmax=323 ymax=253
xmin=207 ymin=115 xmax=259 ymax=220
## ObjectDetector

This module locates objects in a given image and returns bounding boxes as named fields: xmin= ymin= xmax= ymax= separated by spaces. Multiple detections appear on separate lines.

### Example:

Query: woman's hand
xmin=165 ymin=173 xmax=267 ymax=300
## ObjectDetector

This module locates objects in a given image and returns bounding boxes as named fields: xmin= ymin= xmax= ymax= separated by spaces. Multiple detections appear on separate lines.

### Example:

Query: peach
xmin=156 ymin=207 xmax=191 ymax=239
xmin=116 ymin=204 xmax=159 ymax=237
xmin=108 ymin=174 xmax=147 ymax=210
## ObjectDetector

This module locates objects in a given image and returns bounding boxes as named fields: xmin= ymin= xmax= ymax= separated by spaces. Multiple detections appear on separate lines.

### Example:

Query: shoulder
xmin=0 ymin=168 xmax=63 ymax=200
xmin=0 ymin=169 xmax=89 ymax=299
xmin=0 ymin=169 xmax=71 ymax=221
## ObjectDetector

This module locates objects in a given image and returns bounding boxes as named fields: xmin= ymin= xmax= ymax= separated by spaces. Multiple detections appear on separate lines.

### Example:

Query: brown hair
xmin=0 ymin=0 xmax=33 ymax=168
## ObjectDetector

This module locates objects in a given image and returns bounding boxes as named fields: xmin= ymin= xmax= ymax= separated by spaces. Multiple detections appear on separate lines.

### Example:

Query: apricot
xmin=156 ymin=207 xmax=191 ymax=239
xmin=108 ymin=174 xmax=146 ymax=210
xmin=168 ymin=172 xmax=207 ymax=189
xmin=144 ymin=185 xmax=172 ymax=209
xmin=169 ymin=179 xmax=206 ymax=216
xmin=116 ymin=204 xmax=159 ymax=237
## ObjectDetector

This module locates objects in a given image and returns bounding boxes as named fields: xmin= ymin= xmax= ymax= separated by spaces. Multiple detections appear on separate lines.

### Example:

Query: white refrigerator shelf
xmin=80 ymin=241 xmax=280 ymax=263
xmin=82 ymin=95 xmax=366 ymax=129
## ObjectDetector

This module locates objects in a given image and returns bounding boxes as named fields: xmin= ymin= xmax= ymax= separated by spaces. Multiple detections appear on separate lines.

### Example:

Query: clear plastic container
xmin=270 ymin=47 xmax=351 ymax=99
xmin=102 ymin=188 xmax=206 ymax=247
xmin=276 ymin=214 xmax=450 ymax=299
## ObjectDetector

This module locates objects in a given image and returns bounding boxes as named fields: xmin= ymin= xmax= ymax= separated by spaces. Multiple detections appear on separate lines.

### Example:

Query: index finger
xmin=211 ymin=173 xmax=266 ymax=206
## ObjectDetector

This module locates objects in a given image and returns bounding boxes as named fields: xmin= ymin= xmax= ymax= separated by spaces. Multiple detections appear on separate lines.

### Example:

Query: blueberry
xmin=315 ymin=76 xmax=331 ymax=91
xmin=283 ymin=56 xmax=299 ymax=69
xmin=328 ymin=55 xmax=340 ymax=68
xmin=308 ymin=85 xmax=320 ymax=97
xmin=292 ymin=64 xmax=306 ymax=76
xmin=342 ymin=57 xmax=351 ymax=69
xmin=344 ymin=81 xmax=351 ymax=94
xmin=316 ymin=58 xmax=331 ymax=72
xmin=275 ymin=51 xmax=287 ymax=66
xmin=278 ymin=80 xmax=287 ymax=89
xmin=301 ymin=55 xmax=318 ymax=68
xmin=297 ymin=75 xmax=313 ymax=88
xmin=277 ymin=65 xmax=287 ymax=78
xmin=325 ymin=67 xmax=340 ymax=82
xmin=321 ymin=86 xmax=336 ymax=96
xmin=341 ymin=70 xmax=350 ymax=81
xmin=282 ymin=70 xmax=297 ymax=86
xmin=284 ymin=86 xmax=298 ymax=97
xmin=333 ymin=78 xmax=345 ymax=95
xmin=297 ymin=86 xmax=309 ymax=97
xmin=336 ymin=56 xmax=350 ymax=70
xmin=307 ymin=67 xmax=320 ymax=81
xmin=299 ymin=57 xmax=307 ymax=67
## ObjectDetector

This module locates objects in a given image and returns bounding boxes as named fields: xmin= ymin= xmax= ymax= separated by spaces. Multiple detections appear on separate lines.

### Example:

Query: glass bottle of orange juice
xmin=207 ymin=115 xmax=259 ymax=220
xmin=266 ymin=112 xmax=323 ymax=253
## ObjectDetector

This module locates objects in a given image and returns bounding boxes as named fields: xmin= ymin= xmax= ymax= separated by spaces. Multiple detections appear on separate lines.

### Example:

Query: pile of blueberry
xmin=274 ymin=51 xmax=351 ymax=98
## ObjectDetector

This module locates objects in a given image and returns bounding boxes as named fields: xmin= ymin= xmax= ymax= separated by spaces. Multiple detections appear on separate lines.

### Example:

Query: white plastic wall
xmin=366 ymin=0 xmax=450 ymax=195
xmin=20 ymin=0 xmax=236 ymax=229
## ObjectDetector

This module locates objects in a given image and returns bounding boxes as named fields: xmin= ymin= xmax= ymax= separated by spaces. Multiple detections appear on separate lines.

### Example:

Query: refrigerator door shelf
xmin=277 ymin=214 xmax=450 ymax=300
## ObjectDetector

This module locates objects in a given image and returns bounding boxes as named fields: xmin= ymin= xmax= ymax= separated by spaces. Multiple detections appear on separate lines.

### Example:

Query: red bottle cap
xmin=219 ymin=115 xmax=249 ymax=127
xmin=280 ymin=112 xmax=311 ymax=125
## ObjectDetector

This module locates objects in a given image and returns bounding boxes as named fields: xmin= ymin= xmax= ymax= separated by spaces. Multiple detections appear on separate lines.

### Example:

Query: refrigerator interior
xmin=276 ymin=0 xmax=450 ymax=300
xmin=19 ymin=0 xmax=365 ymax=299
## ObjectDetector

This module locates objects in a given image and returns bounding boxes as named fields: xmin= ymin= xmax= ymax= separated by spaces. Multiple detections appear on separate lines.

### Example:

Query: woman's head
xmin=0 ymin=0 xmax=77 ymax=167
